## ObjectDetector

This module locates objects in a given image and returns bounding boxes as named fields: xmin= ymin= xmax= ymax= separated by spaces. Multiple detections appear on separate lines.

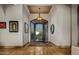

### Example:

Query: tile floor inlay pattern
xmin=0 ymin=42 xmax=71 ymax=55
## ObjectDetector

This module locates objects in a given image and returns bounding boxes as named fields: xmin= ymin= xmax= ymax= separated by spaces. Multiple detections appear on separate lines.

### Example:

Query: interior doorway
xmin=30 ymin=19 xmax=48 ymax=42
xmin=77 ymin=6 xmax=79 ymax=45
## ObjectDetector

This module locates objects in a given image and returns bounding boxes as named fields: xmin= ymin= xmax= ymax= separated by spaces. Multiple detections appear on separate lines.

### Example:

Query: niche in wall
xmin=24 ymin=22 xmax=29 ymax=33
xmin=50 ymin=24 xmax=55 ymax=34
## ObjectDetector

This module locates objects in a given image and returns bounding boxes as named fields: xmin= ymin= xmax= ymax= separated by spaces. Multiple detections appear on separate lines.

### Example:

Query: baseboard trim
xmin=57 ymin=46 xmax=71 ymax=49
xmin=50 ymin=42 xmax=71 ymax=48
xmin=0 ymin=42 xmax=30 ymax=48
xmin=0 ymin=46 xmax=23 ymax=48
xmin=23 ymin=42 xmax=30 ymax=47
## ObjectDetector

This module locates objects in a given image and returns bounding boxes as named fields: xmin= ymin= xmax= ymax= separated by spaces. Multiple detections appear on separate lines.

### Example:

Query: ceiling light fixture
xmin=36 ymin=8 xmax=43 ymax=20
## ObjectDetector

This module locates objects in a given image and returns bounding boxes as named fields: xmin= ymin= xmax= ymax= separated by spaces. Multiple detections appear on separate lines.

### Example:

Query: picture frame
xmin=25 ymin=22 xmax=29 ymax=33
xmin=0 ymin=22 xmax=6 ymax=29
xmin=50 ymin=24 xmax=55 ymax=34
xmin=9 ymin=21 xmax=18 ymax=32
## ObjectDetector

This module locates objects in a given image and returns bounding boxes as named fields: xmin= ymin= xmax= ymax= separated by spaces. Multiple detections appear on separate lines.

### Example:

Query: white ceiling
xmin=27 ymin=4 xmax=52 ymax=14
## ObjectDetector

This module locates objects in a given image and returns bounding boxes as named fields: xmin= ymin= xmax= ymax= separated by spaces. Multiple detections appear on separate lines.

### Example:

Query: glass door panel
xmin=31 ymin=23 xmax=35 ymax=41
xmin=35 ymin=24 xmax=43 ymax=42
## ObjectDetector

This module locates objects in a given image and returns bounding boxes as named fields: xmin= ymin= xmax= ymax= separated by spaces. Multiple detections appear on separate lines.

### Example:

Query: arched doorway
xmin=30 ymin=19 xmax=48 ymax=42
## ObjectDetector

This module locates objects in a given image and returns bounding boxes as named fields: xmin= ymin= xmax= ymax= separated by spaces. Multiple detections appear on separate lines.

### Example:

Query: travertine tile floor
xmin=0 ymin=42 xmax=71 ymax=55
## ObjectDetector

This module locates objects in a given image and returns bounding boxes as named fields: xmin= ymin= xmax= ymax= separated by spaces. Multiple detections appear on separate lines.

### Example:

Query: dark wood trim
xmin=77 ymin=6 xmax=79 ymax=45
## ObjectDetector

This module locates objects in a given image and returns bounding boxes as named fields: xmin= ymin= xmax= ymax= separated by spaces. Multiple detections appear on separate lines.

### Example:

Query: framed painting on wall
xmin=0 ymin=22 xmax=6 ymax=29
xmin=25 ymin=22 xmax=29 ymax=33
xmin=9 ymin=21 xmax=18 ymax=32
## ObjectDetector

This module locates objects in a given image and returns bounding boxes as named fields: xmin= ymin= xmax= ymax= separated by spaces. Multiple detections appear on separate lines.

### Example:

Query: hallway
xmin=0 ymin=4 xmax=72 ymax=55
xmin=0 ymin=42 xmax=70 ymax=55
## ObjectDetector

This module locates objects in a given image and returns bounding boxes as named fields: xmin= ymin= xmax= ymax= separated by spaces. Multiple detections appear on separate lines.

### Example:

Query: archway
xmin=30 ymin=19 xmax=48 ymax=42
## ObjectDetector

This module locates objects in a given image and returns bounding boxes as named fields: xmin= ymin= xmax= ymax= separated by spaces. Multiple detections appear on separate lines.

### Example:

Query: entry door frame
xmin=77 ymin=6 xmax=79 ymax=45
xmin=30 ymin=21 xmax=48 ymax=42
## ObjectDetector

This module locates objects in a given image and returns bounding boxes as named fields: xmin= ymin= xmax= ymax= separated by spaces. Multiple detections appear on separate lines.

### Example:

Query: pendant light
xmin=36 ymin=8 xmax=43 ymax=20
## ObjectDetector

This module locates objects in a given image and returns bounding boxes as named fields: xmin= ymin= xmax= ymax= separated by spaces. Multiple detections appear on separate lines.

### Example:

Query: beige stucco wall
xmin=49 ymin=5 xmax=71 ymax=47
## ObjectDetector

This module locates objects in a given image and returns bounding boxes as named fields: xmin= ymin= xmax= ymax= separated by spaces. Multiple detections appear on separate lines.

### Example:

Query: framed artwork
xmin=50 ymin=24 xmax=55 ymax=34
xmin=9 ymin=21 xmax=18 ymax=32
xmin=25 ymin=22 xmax=28 ymax=33
xmin=0 ymin=22 xmax=6 ymax=29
